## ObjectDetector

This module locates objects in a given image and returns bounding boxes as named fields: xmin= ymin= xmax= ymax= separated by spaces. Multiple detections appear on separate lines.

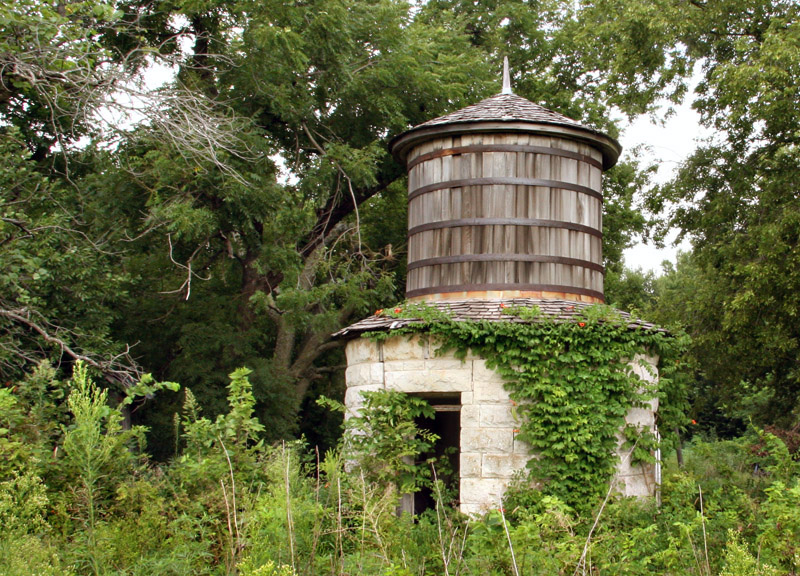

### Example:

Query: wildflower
xmin=578 ymin=322 xmax=586 ymax=327
xmin=500 ymin=302 xmax=506 ymax=308
xmin=375 ymin=309 xmax=383 ymax=316
xmin=691 ymin=419 xmax=697 ymax=425
xmin=394 ymin=307 xmax=402 ymax=314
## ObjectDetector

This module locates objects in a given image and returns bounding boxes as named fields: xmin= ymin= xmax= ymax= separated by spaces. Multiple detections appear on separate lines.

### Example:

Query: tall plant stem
xmin=431 ymin=464 xmax=451 ymax=576
xmin=283 ymin=442 xmax=297 ymax=574
xmin=219 ymin=438 xmax=241 ymax=572
xmin=699 ymin=484 xmax=711 ymax=575
xmin=499 ymin=504 xmax=519 ymax=576
xmin=574 ymin=438 xmax=638 ymax=576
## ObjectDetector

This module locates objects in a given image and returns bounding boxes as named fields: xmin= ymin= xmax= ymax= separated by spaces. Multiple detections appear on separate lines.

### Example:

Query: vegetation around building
xmin=1 ymin=0 xmax=799 ymax=573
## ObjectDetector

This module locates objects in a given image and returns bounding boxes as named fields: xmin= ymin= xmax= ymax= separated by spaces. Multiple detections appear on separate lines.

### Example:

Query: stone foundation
xmin=344 ymin=334 xmax=660 ymax=515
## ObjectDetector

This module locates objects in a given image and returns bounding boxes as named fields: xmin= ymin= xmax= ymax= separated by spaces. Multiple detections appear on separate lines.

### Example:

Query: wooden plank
xmin=404 ymin=132 xmax=609 ymax=299
xmin=407 ymin=283 xmax=600 ymax=300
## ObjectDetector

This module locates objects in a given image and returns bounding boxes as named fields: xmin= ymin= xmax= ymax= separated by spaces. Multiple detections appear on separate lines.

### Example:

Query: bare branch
xmin=160 ymin=233 xmax=213 ymax=300
xmin=1 ymin=14 xmax=258 ymax=182
xmin=0 ymin=306 xmax=143 ymax=387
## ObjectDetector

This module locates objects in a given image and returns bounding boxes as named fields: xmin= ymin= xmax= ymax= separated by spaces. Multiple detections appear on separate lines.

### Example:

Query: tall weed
xmin=1 ymin=362 xmax=799 ymax=575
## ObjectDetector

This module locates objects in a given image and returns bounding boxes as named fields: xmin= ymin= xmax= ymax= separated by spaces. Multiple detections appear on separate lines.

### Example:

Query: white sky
xmin=617 ymin=92 xmax=711 ymax=274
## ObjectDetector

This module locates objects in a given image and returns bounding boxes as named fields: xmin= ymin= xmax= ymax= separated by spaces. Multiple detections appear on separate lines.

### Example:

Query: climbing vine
xmin=370 ymin=303 xmax=688 ymax=509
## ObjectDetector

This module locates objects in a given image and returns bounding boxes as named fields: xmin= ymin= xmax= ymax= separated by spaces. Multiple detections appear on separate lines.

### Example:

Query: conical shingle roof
xmin=416 ymin=92 xmax=585 ymax=130
xmin=390 ymin=91 xmax=621 ymax=169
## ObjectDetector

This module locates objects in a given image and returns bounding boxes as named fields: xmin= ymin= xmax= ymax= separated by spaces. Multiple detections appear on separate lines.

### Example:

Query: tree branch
xmin=0 ymin=306 xmax=143 ymax=387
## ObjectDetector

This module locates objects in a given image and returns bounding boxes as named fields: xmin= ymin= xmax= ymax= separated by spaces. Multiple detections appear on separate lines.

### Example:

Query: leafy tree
xmin=419 ymin=0 xmax=655 ymax=269
xmin=0 ymin=128 xmax=140 ymax=387
xmin=92 ymin=0 xmax=495 ymax=439
xmin=582 ymin=0 xmax=800 ymax=426
xmin=2 ymin=0 xmax=674 ymax=444
xmin=0 ymin=0 xmax=219 ymax=390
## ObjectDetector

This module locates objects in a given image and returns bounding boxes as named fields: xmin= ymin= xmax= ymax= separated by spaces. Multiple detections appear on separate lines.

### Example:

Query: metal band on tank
xmin=406 ymin=254 xmax=605 ymax=273
xmin=408 ymin=177 xmax=603 ymax=202
xmin=406 ymin=144 xmax=603 ymax=170
xmin=408 ymin=218 xmax=603 ymax=239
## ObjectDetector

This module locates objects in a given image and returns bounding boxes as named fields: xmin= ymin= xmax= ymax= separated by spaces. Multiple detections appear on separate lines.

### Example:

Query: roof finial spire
xmin=501 ymin=56 xmax=512 ymax=94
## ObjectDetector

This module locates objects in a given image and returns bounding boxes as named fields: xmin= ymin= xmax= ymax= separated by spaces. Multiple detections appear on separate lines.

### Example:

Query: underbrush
xmin=1 ymin=364 xmax=798 ymax=575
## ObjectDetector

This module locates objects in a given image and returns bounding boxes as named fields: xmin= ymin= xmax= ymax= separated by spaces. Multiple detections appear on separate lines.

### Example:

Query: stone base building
xmin=336 ymin=62 xmax=663 ymax=515
xmin=336 ymin=299 xmax=661 ymax=516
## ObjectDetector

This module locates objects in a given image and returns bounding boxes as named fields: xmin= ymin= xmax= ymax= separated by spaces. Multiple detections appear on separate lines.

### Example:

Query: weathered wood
xmin=402 ymin=131 xmax=607 ymax=301
xmin=406 ymin=144 xmax=603 ymax=170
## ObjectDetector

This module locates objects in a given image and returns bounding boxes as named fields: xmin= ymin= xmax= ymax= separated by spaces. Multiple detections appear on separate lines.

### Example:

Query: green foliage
xmin=381 ymin=303 xmax=684 ymax=510
xmin=62 ymin=363 xmax=145 ymax=502
xmin=623 ymin=423 xmax=660 ymax=466
xmin=180 ymin=367 xmax=265 ymax=456
xmin=721 ymin=530 xmax=780 ymax=576
xmin=758 ymin=479 xmax=800 ymax=571
xmin=61 ymin=362 xmax=147 ymax=573
xmin=0 ymin=534 xmax=72 ymax=576
xmin=0 ymin=0 xmax=123 ymax=151
xmin=238 ymin=560 xmax=297 ymax=576
xmin=0 ymin=128 xmax=132 ymax=387
xmin=603 ymin=0 xmax=800 ymax=428
xmin=2 ymin=0 xmax=673 ymax=448
xmin=1 ymin=356 xmax=800 ymax=574
xmin=321 ymin=389 xmax=438 ymax=495
xmin=0 ymin=470 xmax=49 ymax=535
xmin=0 ymin=387 xmax=26 ymax=475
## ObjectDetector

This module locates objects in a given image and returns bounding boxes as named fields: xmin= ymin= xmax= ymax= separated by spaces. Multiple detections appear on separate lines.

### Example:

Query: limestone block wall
xmin=616 ymin=354 xmax=660 ymax=497
xmin=344 ymin=334 xmax=660 ymax=515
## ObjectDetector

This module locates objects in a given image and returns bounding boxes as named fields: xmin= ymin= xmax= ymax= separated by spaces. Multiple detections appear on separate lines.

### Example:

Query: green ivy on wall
xmin=369 ymin=303 xmax=688 ymax=510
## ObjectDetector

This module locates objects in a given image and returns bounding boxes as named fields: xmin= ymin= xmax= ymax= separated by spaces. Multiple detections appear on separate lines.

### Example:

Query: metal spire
xmin=501 ymin=56 xmax=512 ymax=94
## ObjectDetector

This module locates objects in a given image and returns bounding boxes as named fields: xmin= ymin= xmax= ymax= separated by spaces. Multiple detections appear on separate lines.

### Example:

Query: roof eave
xmin=389 ymin=119 xmax=622 ymax=170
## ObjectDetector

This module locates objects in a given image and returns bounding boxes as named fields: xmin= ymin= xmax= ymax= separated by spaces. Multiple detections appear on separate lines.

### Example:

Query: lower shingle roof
xmin=333 ymin=299 xmax=662 ymax=339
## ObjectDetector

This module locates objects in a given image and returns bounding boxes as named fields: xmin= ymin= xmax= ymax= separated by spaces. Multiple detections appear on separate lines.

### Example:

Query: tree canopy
xmin=2 ymin=0 xmax=799 ymax=444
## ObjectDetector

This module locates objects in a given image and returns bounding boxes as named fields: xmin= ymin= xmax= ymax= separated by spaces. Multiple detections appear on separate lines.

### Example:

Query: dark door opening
xmin=413 ymin=395 xmax=461 ymax=515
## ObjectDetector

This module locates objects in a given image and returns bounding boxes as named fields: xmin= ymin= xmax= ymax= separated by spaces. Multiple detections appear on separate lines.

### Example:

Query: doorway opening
xmin=412 ymin=394 xmax=461 ymax=515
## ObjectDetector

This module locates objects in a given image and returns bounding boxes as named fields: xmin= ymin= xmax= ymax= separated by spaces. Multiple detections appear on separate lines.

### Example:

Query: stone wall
xmin=344 ymin=334 xmax=659 ymax=515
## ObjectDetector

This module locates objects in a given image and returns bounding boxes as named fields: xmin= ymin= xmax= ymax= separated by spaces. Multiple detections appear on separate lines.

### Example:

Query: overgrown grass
xmin=1 ymin=363 xmax=798 ymax=575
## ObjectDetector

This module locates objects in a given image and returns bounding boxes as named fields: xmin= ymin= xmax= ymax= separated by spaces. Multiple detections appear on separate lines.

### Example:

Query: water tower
xmin=336 ymin=62 xmax=659 ymax=515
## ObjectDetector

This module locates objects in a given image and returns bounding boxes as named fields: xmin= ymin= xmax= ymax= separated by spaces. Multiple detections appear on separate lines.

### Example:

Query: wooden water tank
xmin=390 ymin=92 xmax=621 ymax=303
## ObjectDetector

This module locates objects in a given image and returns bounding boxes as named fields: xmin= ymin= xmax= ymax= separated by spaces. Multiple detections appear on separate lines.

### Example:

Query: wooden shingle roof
xmin=389 ymin=91 xmax=621 ymax=169
xmin=333 ymin=299 xmax=662 ymax=339
xmin=416 ymin=93 xmax=587 ymax=131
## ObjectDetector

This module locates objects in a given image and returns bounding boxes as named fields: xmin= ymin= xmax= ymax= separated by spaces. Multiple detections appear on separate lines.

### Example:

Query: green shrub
xmin=720 ymin=530 xmax=779 ymax=576
xmin=2 ymin=359 xmax=799 ymax=575
xmin=320 ymin=389 xmax=439 ymax=495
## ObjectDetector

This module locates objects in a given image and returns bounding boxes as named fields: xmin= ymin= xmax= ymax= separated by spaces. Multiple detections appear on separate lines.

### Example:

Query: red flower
xmin=691 ymin=419 xmax=697 ymax=425
xmin=578 ymin=322 xmax=586 ymax=327
xmin=500 ymin=302 xmax=506 ymax=308
xmin=375 ymin=309 xmax=384 ymax=316
xmin=393 ymin=307 xmax=402 ymax=314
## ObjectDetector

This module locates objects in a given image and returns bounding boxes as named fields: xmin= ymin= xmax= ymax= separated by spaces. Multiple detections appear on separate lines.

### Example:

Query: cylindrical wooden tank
xmin=390 ymin=93 xmax=621 ymax=303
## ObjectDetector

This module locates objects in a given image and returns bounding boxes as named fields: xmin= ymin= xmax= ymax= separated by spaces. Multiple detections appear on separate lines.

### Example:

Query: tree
xmin=85 ymin=0 xmax=495 ymax=438
xmin=577 ymin=0 xmax=800 ymax=426
xmin=3 ymin=0 xmax=671 ymax=444
xmin=0 ymin=0 xmax=243 ymax=390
